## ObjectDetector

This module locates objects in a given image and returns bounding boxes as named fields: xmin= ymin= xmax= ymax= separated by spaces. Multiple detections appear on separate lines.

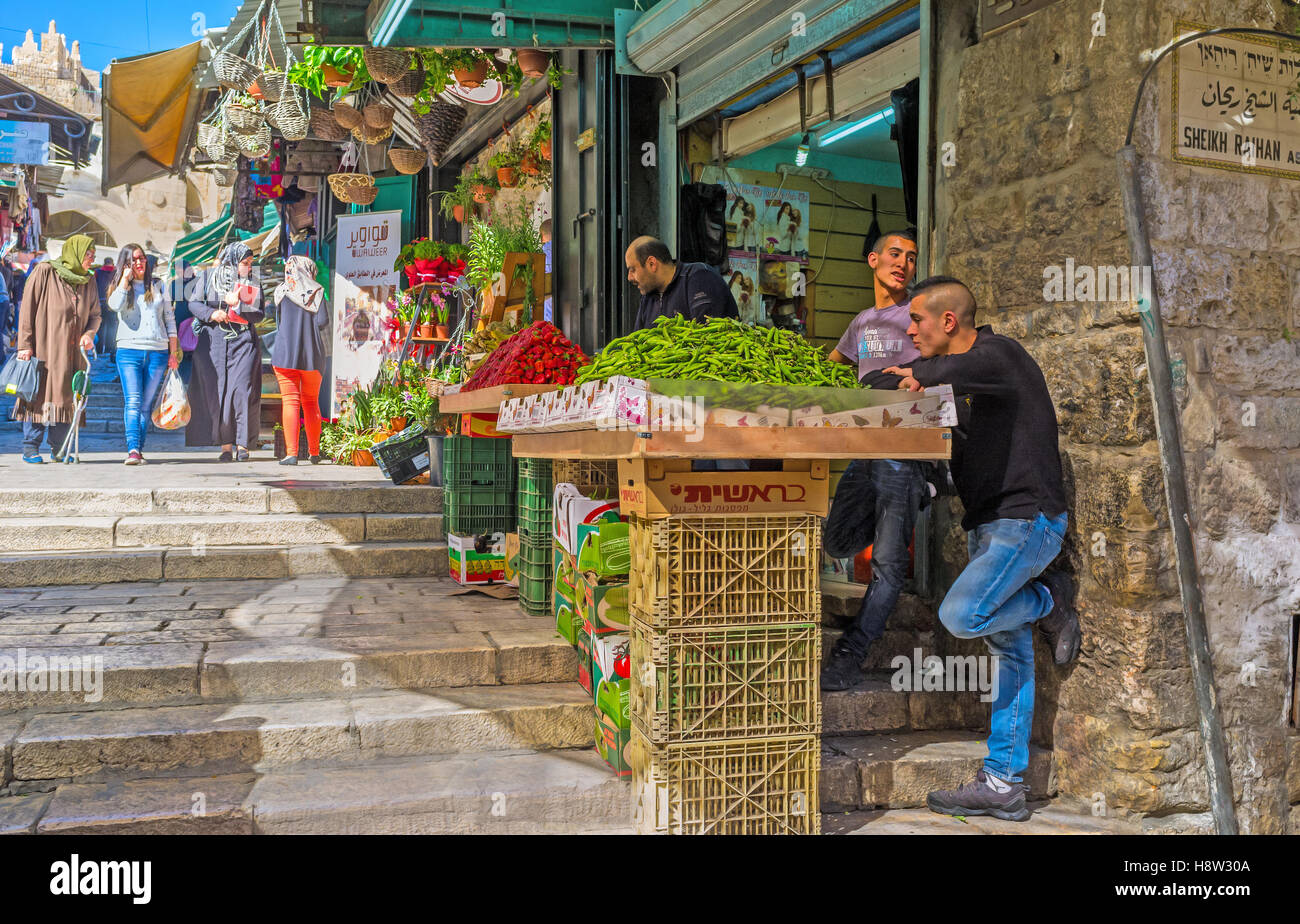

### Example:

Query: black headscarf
xmin=212 ymin=241 xmax=254 ymax=301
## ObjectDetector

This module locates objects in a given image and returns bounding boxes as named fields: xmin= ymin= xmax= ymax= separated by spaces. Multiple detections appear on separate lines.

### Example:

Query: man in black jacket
xmin=626 ymin=236 xmax=737 ymax=330
xmin=866 ymin=275 xmax=1081 ymax=823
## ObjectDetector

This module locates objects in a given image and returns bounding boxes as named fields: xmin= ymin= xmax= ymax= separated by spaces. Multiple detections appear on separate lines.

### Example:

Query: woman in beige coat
xmin=13 ymin=234 xmax=100 ymax=462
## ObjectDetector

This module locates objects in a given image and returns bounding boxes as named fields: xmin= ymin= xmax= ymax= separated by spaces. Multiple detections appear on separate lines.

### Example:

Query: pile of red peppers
xmin=463 ymin=321 xmax=589 ymax=388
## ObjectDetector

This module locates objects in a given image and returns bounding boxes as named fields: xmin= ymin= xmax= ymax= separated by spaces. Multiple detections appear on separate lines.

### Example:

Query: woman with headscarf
xmin=186 ymin=241 xmax=263 ymax=462
xmin=12 ymin=234 xmax=100 ymax=463
xmin=270 ymin=255 xmax=329 ymax=465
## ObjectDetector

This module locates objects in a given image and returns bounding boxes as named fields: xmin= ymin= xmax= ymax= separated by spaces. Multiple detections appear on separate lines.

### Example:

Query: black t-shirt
xmin=634 ymin=262 xmax=738 ymax=330
xmin=864 ymin=326 xmax=1066 ymax=531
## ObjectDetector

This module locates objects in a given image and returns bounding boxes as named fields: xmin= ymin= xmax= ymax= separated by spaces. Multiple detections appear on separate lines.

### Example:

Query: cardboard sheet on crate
xmin=439 ymin=382 xmax=558 ymax=414
xmin=497 ymin=378 xmax=957 ymax=434
xmin=617 ymin=458 xmax=829 ymax=517
xmin=510 ymin=426 xmax=950 ymax=460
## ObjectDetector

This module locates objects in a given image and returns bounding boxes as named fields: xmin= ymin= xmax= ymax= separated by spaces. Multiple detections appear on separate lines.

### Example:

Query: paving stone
xmin=822 ymin=681 xmax=909 ymax=735
xmin=62 ymin=620 xmax=165 ymax=633
xmin=150 ymin=488 xmax=269 ymax=514
xmin=0 ymin=792 xmax=52 ymax=834
xmin=12 ymin=700 xmax=355 ymax=781
xmin=287 ymin=542 xmax=448 ymax=578
xmin=268 ymin=485 xmax=443 ymax=515
xmin=322 ymin=623 xmax=463 ymax=638
xmin=249 ymin=750 xmax=629 ymax=834
xmin=825 ymin=805 xmax=1138 ymax=835
xmin=0 ymin=634 xmax=109 ymax=647
xmin=365 ymin=513 xmax=446 ymax=541
xmin=820 ymin=751 xmax=863 ymax=812
xmin=0 ymin=643 xmax=202 ymax=712
xmin=0 ymin=489 xmax=151 ymax=517
xmin=454 ymin=616 xmax=549 ymax=633
xmin=1 ymin=605 xmax=73 ymax=616
xmin=351 ymin=685 xmax=592 ymax=757
xmin=486 ymin=630 xmax=581 ymax=685
xmin=0 ymin=613 xmax=96 ymax=625
xmin=37 ymin=774 xmax=256 ymax=834
xmin=0 ymin=518 xmax=118 ymax=552
xmin=1 ymin=715 xmax=26 ymax=785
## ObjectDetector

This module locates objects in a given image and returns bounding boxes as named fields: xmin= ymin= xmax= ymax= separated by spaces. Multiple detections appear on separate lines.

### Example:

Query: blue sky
xmin=1 ymin=1 xmax=243 ymax=72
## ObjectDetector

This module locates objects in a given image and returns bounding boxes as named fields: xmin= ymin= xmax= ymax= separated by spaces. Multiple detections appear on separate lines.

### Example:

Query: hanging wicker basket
xmin=416 ymin=100 xmax=468 ymax=167
xmin=214 ymin=50 xmax=261 ymax=91
xmin=351 ymin=122 xmax=393 ymax=145
xmin=271 ymin=89 xmax=309 ymax=140
xmin=328 ymin=172 xmax=375 ymax=204
xmin=308 ymin=107 xmax=348 ymax=142
xmin=213 ymin=167 xmax=237 ymax=187
xmin=349 ymin=184 xmax=379 ymax=206
xmin=388 ymin=147 xmax=427 ymax=175
xmin=200 ymin=123 xmax=239 ymax=164
xmin=257 ymin=70 xmax=287 ymax=102
xmin=363 ymin=103 xmax=395 ymax=130
xmin=364 ymin=47 xmax=413 ymax=84
xmin=225 ymin=102 xmax=264 ymax=132
xmin=232 ymin=123 xmax=272 ymax=159
xmin=388 ymin=61 xmax=425 ymax=98
xmin=331 ymin=101 xmax=364 ymax=130
xmin=295 ymin=174 xmax=320 ymax=192
xmin=196 ymin=122 xmax=220 ymax=153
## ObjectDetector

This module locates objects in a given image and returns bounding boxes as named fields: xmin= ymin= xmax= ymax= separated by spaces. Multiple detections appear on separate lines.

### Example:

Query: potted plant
xmin=531 ymin=118 xmax=552 ymax=162
xmin=447 ymin=48 xmax=492 ymax=89
xmin=288 ymin=46 xmax=372 ymax=100
xmin=342 ymin=429 xmax=377 ymax=466
xmin=545 ymin=59 xmax=572 ymax=91
xmin=433 ymin=290 xmax=450 ymax=338
xmin=467 ymin=166 xmax=498 ymax=203
xmin=412 ymin=238 xmax=437 ymax=282
xmin=515 ymin=48 xmax=550 ymax=79
xmin=417 ymin=299 xmax=435 ymax=339
xmin=370 ymin=384 xmax=407 ymax=433
xmin=490 ymin=144 xmax=523 ymax=188
xmin=440 ymin=174 xmax=476 ymax=224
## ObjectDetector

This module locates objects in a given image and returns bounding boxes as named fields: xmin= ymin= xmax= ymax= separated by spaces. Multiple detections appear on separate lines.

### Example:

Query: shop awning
xmin=360 ymin=0 xmax=637 ymax=47
xmin=0 ymin=73 xmax=94 ymax=167
xmin=101 ymin=41 xmax=209 ymax=193
xmin=171 ymin=202 xmax=279 ymax=266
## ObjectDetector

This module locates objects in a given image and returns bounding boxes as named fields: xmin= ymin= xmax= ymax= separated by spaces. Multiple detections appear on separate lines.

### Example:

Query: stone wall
xmin=932 ymin=0 xmax=1300 ymax=833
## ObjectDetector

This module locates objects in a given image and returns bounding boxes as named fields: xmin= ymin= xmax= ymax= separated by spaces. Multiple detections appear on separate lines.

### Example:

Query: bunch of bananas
xmin=462 ymin=322 xmax=514 ymax=375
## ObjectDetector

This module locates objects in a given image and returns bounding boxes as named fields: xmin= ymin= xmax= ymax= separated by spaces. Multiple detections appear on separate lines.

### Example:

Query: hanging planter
xmin=350 ymin=184 xmax=378 ymax=205
xmin=388 ymin=147 xmax=427 ymax=175
xmin=496 ymin=166 xmax=518 ymax=188
xmin=331 ymin=100 xmax=364 ymax=130
xmin=308 ymin=107 xmax=348 ymax=142
xmin=364 ymin=47 xmax=413 ymax=83
xmin=258 ymin=70 xmax=287 ymax=102
xmin=453 ymin=60 xmax=490 ymax=89
xmin=351 ymin=122 xmax=393 ymax=145
xmin=225 ymin=101 xmax=264 ymax=133
xmin=214 ymin=51 xmax=261 ymax=91
xmin=472 ymin=183 xmax=496 ymax=204
xmin=271 ymin=88 xmax=310 ymax=140
xmin=363 ymin=103 xmax=395 ymax=130
xmin=388 ymin=61 xmax=425 ymax=98
xmin=452 ymin=204 xmax=465 ymax=223
xmin=321 ymin=63 xmax=354 ymax=87
xmin=515 ymin=48 xmax=550 ymax=79
xmin=416 ymin=100 xmax=468 ymax=166
xmin=519 ymin=151 xmax=541 ymax=176
xmin=232 ymin=123 xmax=272 ymax=159
xmin=328 ymin=172 xmax=375 ymax=204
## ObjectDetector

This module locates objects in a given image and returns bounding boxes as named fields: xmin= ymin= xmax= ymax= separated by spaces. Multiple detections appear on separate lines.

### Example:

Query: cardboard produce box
xmin=449 ymin=532 xmax=506 ymax=585
xmin=617 ymin=458 xmax=830 ymax=518
xmin=593 ymin=632 xmax=632 ymax=777
xmin=579 ymin=574 xmax=631 ymax=636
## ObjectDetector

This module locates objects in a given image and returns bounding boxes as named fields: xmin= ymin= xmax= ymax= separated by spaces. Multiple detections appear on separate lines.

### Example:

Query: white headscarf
xmin=273 ymin=255 xmax=324 ymax=313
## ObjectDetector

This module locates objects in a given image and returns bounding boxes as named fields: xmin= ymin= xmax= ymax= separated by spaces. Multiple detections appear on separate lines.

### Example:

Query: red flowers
xmin=463 ymin=321 xmax=589 ymax=389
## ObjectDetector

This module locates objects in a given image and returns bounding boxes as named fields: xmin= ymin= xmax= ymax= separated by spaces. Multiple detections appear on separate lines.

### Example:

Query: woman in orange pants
xmin=270 ymin=256 xmax=329 ymax=464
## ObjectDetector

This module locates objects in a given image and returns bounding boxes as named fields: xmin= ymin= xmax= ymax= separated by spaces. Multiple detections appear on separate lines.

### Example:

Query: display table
xmin=436 ymin=383 xmax=558 ymax=413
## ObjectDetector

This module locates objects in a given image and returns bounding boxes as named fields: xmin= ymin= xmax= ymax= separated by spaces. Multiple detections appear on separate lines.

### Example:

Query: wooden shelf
xmin=438 ymin=383 xmax=560 ymax=414
xmin=410 ymin=336 xmax=450 ymax=343
xmin=508 ymin=426 xmax=952 ymax=461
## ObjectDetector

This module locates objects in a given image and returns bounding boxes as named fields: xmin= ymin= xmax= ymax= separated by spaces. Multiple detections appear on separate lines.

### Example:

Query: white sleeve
xmin=106 ymin=282 xmax=128 ymax=313
xmin=156 ymin=290 xmax=177 ymax=338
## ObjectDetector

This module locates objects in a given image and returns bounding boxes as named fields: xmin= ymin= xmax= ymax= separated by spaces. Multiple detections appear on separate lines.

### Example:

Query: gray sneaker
xmin=1036 ymin=570 xmax=1081 ymax=665
xmin=927 ymin=770 xmax=1030 ymax=822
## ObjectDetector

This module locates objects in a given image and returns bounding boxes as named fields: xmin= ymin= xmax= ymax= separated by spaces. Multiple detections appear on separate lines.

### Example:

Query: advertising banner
xmin=330 ymin=210 xmax=402 ymax=417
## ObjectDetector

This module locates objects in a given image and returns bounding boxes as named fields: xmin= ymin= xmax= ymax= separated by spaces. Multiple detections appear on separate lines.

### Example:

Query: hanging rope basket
xmin=232 ymin=123 xmax=272 ymax=159
xmin=213 ymin=166 xmax=237 ymax=187
xmin=388 ymin=61 xmax=425 ymax=98
xmin=225 ymin=102 xmax=264 ymax=132
xmin=328 ymin=172 xmax=375 ymax=204
xmin=331 ymin=101 xmax=364 ymax=130
xmin=352 ymin=122 xmax=393 ymax=145
xmin=308 ymin=107 xmax=348 ymax=142
xmin=348 ymin=184 xmax=379 ymax=206
xmin=271 ymin=87 xmax=310 ymax=140
xmin=388 ymin=147 xmax=427 ymax=174
xmin=363 ymin=103 xmax=395 ymax=130
xmin=363 ymin=47 xmax=413 ymax=84
xmin=257 ymin=70 xmax=287 ymax=102
xmin=416 ymin=100 xmax=468 ymax=166
xmin=214 ymin=51 xmax=261 ymax=91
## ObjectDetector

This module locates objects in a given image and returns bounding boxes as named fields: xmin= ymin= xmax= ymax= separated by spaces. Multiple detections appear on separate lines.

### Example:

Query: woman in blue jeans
xmin=106 ymin=244 xmax=178 ymax=465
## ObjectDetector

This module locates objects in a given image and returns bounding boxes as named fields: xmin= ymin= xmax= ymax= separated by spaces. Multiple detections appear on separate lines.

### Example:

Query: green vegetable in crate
xmin=576 ymin=314 xmax=860 ymax=388
xmin=577 ymin=521 xmax=630 ymax=579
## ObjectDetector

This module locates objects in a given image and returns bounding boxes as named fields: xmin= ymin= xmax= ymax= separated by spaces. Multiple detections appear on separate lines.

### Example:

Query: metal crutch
xmin=57 ymin=345 xmax=93 ymax=463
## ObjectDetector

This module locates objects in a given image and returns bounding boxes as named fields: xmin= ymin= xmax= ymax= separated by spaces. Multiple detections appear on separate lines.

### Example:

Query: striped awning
xmin=170 ymin=202 xmax=279 ymax=267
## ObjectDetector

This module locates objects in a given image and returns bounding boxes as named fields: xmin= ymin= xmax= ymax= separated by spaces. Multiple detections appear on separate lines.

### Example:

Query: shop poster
xmin=702 ymin=166 xmax=812 ymax=259
xmin=330 ymin=210 xmax=402 ymax=418
xmin=725 ymin=252 xmax=763 ymax=325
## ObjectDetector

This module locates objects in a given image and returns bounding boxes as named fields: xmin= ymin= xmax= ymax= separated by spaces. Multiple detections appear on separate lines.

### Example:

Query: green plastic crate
xmin=517 ymin=457 xmax=553 ymax=544
xmin=444 ymin=436 xmax=515 ymax=489
xmin=445 ymin=487 xmax=516 ymax=535
xmin=518 ymin=535 xmax=552 ymax=617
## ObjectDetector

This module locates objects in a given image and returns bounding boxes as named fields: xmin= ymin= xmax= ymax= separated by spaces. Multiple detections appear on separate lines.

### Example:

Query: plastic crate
xmin=628 ymin=514 xmax=823 ymax=629
xmin=372 ymin=424 xmax=430 ymax=484
xmin=631 ymin=732 xmax=820 ymax=835
xmin=517 ymin=457 xmax=553 ymax=543
xmin=629 ymin=618 xmax=821 ymax=744
xmin=444 ymin=435 xmax=515 ymax=489
xmin=552 ymin=459 xmax=619 ymax=499
xmin=445 ymin=487 xmax=516 ymax=535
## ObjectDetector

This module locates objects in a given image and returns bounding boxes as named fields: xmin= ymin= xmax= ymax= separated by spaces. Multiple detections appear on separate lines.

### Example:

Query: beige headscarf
xmin=273 ymin=255 xmax=324 ymax=312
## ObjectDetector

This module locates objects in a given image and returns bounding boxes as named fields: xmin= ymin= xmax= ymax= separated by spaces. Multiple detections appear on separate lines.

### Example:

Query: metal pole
xmin=1116 ymin=144 xmax=1237 ymax=835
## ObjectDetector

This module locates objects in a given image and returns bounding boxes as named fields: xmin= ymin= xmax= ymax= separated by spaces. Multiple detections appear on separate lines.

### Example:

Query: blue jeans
xmin=115 ymin=348 xmax=168 ymax=452
xmin=823 ymin=459 xmax=927 ymax=659
xmin=937 ymin=511 xmax=1068 ymax=783
xmin=22 ymin=421 xmax=71 ymax=457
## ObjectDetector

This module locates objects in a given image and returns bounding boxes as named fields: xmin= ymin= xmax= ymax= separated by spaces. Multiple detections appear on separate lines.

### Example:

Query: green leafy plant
xmin=414 ymin=239 xmax=436 ymax=261
xmin=287 ymin=45 xmax=371 ymax=100
xmin=340 ymin=388 xmax=375 ymax=432
xmin=546 ymin=59 xmax=572 ymax=90
xmin=229 ymin=90 xmax=258 ymax=108
xmin=402 ymin=387 xmax=437 ymax=427
xmin=331 ymin=427 xmax=378 ymax=464
xmin=369 ymin=384 xmax=405 ymax=423
xmin=489 ymin=144 xmax=523 ymax=170
xmin=440 ymin=174 xmax=477 ymax=220
xmin=530 ymin=118 xmax=551 ymax=150
xmin=464 ymin=203 xmax=545 ymax=311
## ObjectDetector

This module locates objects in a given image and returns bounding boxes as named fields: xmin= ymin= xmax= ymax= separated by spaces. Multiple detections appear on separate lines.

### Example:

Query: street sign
xmin=0 ymin=119 xmax=50 ymax=165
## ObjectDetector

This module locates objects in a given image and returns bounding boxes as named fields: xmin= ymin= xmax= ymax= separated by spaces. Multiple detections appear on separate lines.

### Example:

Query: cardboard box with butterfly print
xmin=792 ymin=384 xmax=957 ymax=429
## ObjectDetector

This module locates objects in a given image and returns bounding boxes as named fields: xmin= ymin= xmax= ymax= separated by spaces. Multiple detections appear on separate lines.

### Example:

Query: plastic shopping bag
xmin=0 ymin=354 xmax=41 ymax=403
xmin=150 ymin=367 xmax=191 ymax=429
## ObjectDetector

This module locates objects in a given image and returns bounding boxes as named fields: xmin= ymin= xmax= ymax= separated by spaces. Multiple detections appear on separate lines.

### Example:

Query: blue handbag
xmin=0 ymin=354 xmax=41 ymax=403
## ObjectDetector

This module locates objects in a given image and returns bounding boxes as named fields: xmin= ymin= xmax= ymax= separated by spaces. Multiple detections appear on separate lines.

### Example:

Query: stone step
xmin=0 ymin=541 xmax=450 ymax=587
xmin=0 ymin=513 xmax=444 ymax=553
xmin=0 ymin=630 xmax=578 ymax=713
xmin=822 ymin=805 xmax=1139 ymax=834
xmin=8 ymin=683 xmax=593 ymax=784
xmin=8 ymin=749 xmax=632 ymax=834
xmin=820 ymin=730 xmax=1054 ymax=812
xmin=822 ymin=674 xmax=990 ymax=737
xmin=0 ymin=484 xmax=443 ymax=517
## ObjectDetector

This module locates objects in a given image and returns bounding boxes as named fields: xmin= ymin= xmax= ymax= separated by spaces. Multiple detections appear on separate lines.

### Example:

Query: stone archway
xmin=44 ymin=211 xmax=116 ymax=250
